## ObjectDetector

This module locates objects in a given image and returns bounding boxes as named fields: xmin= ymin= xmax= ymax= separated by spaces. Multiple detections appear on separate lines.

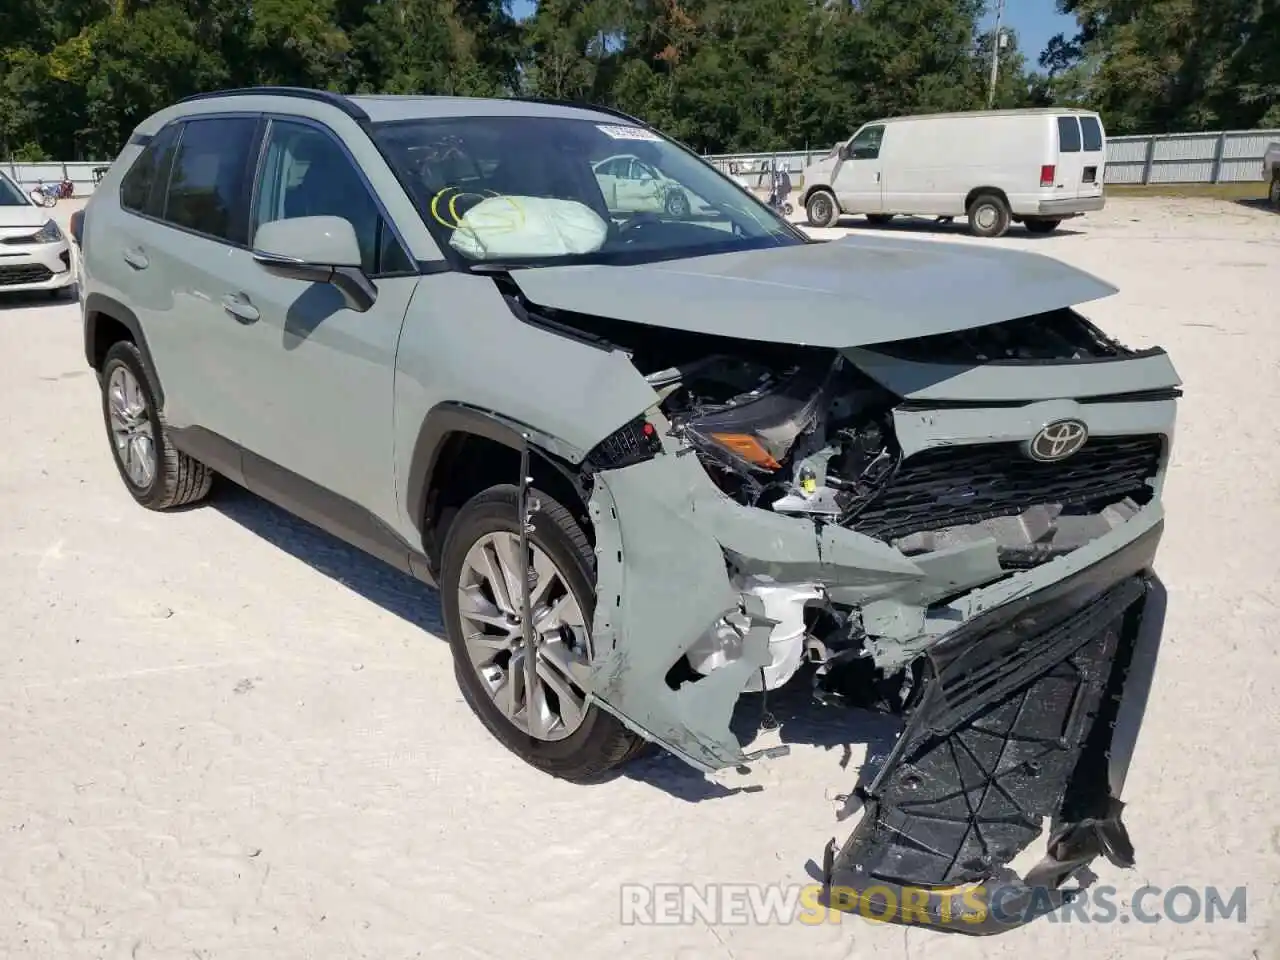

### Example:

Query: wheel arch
xmin=407 ymin=403 xmax=593 ymax=578
xmin=802 ymin=184 xmax=838 ymax=209
xmin=83 ymin=293 xmax=165 ymax=406
xmin=964 ymin=186 xmax=1010 ymax=213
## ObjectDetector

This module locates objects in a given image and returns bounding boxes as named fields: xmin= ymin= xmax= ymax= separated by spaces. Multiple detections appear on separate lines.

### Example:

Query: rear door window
xmin=1057 ymin=116 xmax=1082 ymax=153
xmin=161 ymin=116 xmax=260 ymax=245
xmin=1080 ymin=115 xmax=1103 ymax=152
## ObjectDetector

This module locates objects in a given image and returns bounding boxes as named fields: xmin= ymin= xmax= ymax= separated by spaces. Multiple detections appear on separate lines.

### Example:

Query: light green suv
xmin=80 ymin=87 xmax=1181 ymax=928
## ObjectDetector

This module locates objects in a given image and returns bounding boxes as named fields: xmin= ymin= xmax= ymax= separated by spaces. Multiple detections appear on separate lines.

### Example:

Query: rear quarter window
xmin=120 ymin=124 xmax=180 ymax=216
xmin=1080 ymin=115 xmax=1104 ymax=152
xmin=1057 ymin=116 xmax=1082 ymax=153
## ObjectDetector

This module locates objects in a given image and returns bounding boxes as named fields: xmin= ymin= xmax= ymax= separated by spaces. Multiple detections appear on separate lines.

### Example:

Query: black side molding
xmin=82 ymin=293 xmax=165 ymax=406
xmin=167 ymin=426 xmax=434 ymax=587
xmin=405 ymin=402 xmax=531 ymax=541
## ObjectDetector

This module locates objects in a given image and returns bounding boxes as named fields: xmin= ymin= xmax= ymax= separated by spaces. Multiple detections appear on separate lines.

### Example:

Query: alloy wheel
xmin=457 ymin=531 xmax=593 ymax=742
xmin=107 ymin=365 xmax=156 ymax=489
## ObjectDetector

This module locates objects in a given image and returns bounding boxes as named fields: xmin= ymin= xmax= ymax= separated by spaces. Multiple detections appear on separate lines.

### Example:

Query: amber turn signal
xmin=709 ymin=432 xmax=781 ymax=470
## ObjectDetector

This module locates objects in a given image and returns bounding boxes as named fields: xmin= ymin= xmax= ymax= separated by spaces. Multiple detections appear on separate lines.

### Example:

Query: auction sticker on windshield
xmin=597 ymin=124 xmax=663 ymax=141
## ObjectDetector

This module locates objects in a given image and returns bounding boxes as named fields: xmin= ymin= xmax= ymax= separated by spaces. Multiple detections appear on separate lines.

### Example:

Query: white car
xmin=592 ymin=154 xmax=692 ymax=217
xmin=0 ymin=169 xmax=78 ymax=298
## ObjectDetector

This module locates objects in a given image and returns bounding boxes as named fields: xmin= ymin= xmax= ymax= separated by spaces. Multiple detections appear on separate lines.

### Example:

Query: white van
xmin=800 ymin=108 xmax=1107 ymax=237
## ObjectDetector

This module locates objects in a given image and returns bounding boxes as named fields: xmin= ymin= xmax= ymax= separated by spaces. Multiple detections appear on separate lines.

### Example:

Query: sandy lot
xmin=1 ymin=197 xmax=1277 ymax=960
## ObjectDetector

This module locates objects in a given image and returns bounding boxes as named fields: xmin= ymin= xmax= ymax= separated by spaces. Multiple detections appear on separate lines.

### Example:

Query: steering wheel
xmin=617 ymin=211 xmax=664 ymax=237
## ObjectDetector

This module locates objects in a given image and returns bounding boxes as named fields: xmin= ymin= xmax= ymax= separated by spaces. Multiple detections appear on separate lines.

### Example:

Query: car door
xmin=1077 ymin=114 xmax=1106 ymax=204
xmin=832 ymin=123 xmax=886 ymax=214
xmin=125 ymin=113 xmax=265 ymax=445
xmin=1054 ymin=116 xmax=1086 ymax=198
xmin=627 ymin=159 xmax=666 ymax=213
xmin=225 ymin=116 xmax=421 ymax=524
xmin=593 ymin=157 xmax=627 ymax=211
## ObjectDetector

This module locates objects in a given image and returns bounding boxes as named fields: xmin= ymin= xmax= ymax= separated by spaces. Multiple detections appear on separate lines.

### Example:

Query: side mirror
xmin=252 ymin=215 xmax=377 ymax=313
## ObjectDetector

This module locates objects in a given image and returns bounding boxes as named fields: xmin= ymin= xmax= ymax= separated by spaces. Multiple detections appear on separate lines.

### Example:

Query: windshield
xmin=0 ymin=173 xmax=30 ymax=206
xmin=372 ymin=115 xmax=805 ymax=267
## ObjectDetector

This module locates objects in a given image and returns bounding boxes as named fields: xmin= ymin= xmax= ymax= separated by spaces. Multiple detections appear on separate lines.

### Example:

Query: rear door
xmin=125 ymin=114 xmax=264 ymax=439
xmin=137 ymin=115 xmax=264 ymax=442
xmin=832 ymin=124 xmax=885 ymax=214
xmin=1054 ymin=115 xmax=1086 ymax=197
xmin=1077 ymin=114 xmax=1106 ymax=201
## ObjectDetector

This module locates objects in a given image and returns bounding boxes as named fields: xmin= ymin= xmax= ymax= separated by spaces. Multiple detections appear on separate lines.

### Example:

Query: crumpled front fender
xmin=579 ymin=441 xmax=939 ymax=771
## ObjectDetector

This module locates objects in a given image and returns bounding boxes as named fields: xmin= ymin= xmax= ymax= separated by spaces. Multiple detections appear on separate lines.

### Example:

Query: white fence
xmin=6 ymin=128 xmax=1278 ymax=198
xmin=704 ymin=128 xmax=1280 ymax=187
xmin=2 ymin=160 xmax=108 ymax=198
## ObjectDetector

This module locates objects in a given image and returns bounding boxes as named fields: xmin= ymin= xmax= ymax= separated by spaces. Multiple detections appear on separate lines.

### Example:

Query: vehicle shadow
xmin=835 ymin=215 xmax=1086 ymax=240
xmin=208 ymin=480 xmax=445 ymax=634
xmin=1235 ymin=198 xmax=1278 ymax=215
xmin=621 ymin=679 xmax=902 ymax=805
xmin=0 ymin=288 xmax=77 ymax=309
xmin=207 ymin=478 xmax=898 ymax=805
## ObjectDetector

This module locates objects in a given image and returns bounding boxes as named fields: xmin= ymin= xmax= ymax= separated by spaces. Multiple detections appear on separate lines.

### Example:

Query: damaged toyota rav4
xmin=81 ymin=89 xmax=1178 ymax=931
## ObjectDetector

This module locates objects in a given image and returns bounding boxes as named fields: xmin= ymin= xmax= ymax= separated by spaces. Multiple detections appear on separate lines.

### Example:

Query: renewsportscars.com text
xmin=620 ymin=883 xmax=1247 ymax=927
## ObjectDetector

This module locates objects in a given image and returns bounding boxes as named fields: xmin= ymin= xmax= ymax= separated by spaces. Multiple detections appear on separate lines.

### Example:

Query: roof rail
xmin=505 ymin=97 xmax=653 ymax=130
xmin=176 ymin=86 xmax=369 ymax=122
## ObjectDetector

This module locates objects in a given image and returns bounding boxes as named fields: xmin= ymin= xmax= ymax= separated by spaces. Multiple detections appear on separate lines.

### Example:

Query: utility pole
xmin=987 ymin=0 xmax=1005 ymax=109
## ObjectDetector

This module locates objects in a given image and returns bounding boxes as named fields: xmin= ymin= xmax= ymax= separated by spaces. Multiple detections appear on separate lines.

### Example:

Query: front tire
xmin=967 ymin=193 xmax=1012 ymax=238
xmin=664 ymin=188 xmax=691 ymax=217
xmin=441 ymin=484 xmax=645 ymax=782
xmin=806 ymin=190 xmax=840 ymax=228
xmin=100 ymin=340 xmax=213 ymax=510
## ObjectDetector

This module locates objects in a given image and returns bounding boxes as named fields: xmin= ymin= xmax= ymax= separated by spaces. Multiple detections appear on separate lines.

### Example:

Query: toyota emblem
xmin=1027 ymin=419 xmax=1089 ymax=462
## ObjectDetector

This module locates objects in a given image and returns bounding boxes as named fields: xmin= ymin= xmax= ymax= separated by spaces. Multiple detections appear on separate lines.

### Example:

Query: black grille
xmin=850 ymin=435 xmax=1163 ymax=542
xmin=585 ymin=417 xmax=663 ymax=470
xmin=0 ymin=263 xmax=54 ymax=286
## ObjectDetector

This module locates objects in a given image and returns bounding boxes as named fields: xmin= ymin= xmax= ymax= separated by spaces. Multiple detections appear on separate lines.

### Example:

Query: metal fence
xmin=6 ymin=127 xmax=1277 ymax=198
xmin=703 ymin=128 xmax=1280 ymax=188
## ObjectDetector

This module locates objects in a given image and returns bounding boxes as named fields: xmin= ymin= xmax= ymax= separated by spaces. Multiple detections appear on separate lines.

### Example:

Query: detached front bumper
xmin=822 ymin=518 xmax=1165 ymax=933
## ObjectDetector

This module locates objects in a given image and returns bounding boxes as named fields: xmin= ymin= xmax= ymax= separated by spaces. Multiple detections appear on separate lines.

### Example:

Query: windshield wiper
xmin=465 ymin=261 xmax=536 ymax=274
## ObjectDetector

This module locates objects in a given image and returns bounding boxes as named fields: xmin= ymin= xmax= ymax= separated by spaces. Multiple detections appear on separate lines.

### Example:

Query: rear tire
xmin=866 ymin=214 xmax=894 ymax=226
xmin=967 ymin=193 xmax=1011 ymax=238
xmin=100 ymin=340 xmax=213 ymax=510
xmin=1269 ymin=175 xmax=1280 ymax=210
xmin=441 ymin=484 xmax=646 ymax=783
xmin=1025 ymin=218 xmax=1062 ymax=235
xmin=805 ymin=190 xmax=840 ymax=228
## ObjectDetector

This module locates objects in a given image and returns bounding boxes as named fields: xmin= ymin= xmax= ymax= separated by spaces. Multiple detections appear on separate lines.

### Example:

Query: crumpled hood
xmin=510 ymin=233 xmax=1118 ymax=348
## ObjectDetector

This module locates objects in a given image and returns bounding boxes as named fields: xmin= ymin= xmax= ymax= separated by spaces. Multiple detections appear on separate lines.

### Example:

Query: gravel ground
xmin=1 ymin=197 xmax=1277 ymax=960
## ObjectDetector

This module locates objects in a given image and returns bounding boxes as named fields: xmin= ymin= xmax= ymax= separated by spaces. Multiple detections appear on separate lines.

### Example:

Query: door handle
xmin=221 ymin=293 xmax=260 ymax=323
xmin=122 ymin=248 xmax=148 ymax=270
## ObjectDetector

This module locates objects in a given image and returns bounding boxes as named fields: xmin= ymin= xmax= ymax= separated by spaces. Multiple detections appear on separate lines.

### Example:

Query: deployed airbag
xmin=449 ymin=196 xmax=608 ymax=259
